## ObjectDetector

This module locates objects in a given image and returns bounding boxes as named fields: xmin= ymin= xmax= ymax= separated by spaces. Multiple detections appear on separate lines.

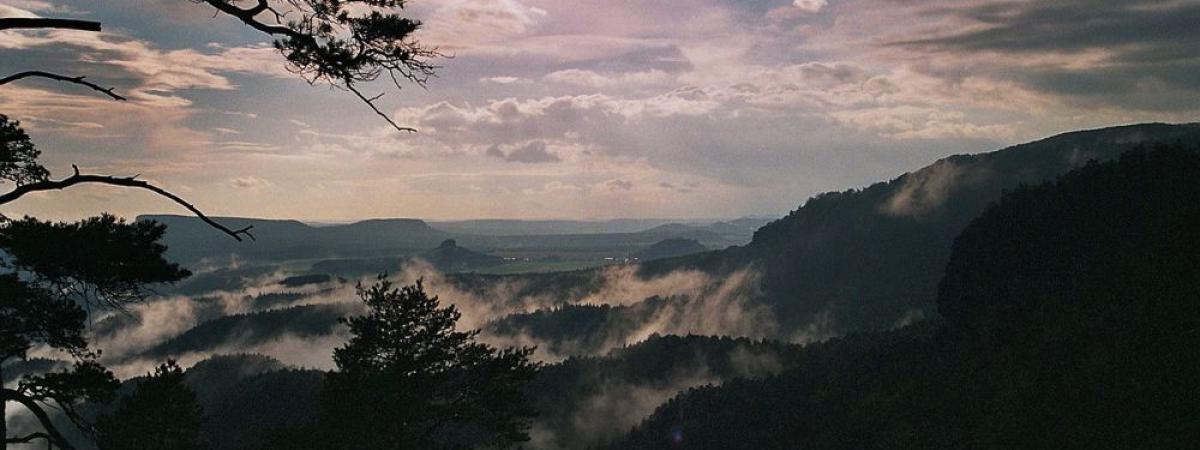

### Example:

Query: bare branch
xmin=0 ymin=167 xmax=255 ymax=241
xmin=193 ymin=0 xmax=306 ymax=40
xmin=347 ymin=83 xmax=416 ymax=133
xmin=0 ymin=71 xmax=126 ymax=101
xmin=0 ymin=18 xmax=100 ymax=32
xmin=5 ymin=432 xmax=52 ymax=444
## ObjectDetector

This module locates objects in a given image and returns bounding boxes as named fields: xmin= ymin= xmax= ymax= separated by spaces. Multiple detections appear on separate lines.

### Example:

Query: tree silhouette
xmin=0 ymin=212 xmax=191 ymax=448
xmin=1 ymin=274 xmax=120 ymax=449
xmin=194 ymin=0 xmax=441 ymax=132
xmin=2 ymin=2 xmax=442 ymax=446
xmin=0 ymin=115 xmax=198 ymax=448
xmin=319 ymin=278 xmax=539 ymax=448
xmin=96 ymin=361 xmax=206 ymax=450
xmin=0 ymin=1 xmax=438 ymax=133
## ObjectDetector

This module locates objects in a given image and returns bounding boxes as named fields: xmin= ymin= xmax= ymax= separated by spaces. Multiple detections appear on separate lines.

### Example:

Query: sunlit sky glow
xmin=2 ymin=0 xmax=1197 ymax=221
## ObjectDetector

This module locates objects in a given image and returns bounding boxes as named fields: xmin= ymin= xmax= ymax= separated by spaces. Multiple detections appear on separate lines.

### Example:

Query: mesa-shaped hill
xmin=143 ymin=215 xmax=747 ymax=265
xmin=419 ymin=239 xmax=504 ymax=272
xmin=139 ymin=215 xmax=448 ymax=264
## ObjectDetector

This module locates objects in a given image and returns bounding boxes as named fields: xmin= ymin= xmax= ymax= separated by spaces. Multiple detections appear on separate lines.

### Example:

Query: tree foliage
xmin=1 ymin=268 xmax=122 ymax=448
xmin=96 ymin=361 xmax=206 ymax=450
xmin=0 ymin=217 xmax=183 ymax=448
xmin=0 ymin=214 xmax=190 ymax=308
xmin=1 ymin=1 xmax=443 ymax=446
xmin=0 ymin=114 xmax=48 ymax=186
xmin=317 ymin=278 xmax=539 ymax=448
xmin=190 ymin=0 xmax=439 ymax=131
xmin=0 ymin=120 xmax=190 ymax=448
xmin=617 ymin=144 xmax=1200 ymax=449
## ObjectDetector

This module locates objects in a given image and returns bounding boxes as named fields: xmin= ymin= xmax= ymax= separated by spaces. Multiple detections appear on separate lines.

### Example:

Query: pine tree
xmin=320 ymin=278 xmax=540 ymax=448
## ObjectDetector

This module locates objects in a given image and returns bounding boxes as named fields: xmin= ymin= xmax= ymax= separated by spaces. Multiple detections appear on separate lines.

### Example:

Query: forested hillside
xmin=617 ymin=143 xmax=1200 ymax=448
xmin=644 ymin=123 xmax=1200 ymax=334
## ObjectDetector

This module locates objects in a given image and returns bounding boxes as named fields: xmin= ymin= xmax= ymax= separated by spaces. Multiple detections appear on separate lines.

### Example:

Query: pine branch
xmin=0 ymin=165 xmax=255 ymax=241
xmin=0 ymin=18 xmax=100 ymax=32
xmin=0 ymin=71 xmax=126 ymax=101
xmin=1 ymin=389 xmax=76 ymax=450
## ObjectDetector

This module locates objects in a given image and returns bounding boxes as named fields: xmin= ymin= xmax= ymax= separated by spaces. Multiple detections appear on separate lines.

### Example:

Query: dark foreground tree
xmin=0 ymin=275 xmax=120 ymax=449
xmin=96 ymin=361 xmax=206 ymax=450
xmin=2 ymin=2 xmax=444 ymax=446
xmin=1 ymin=0 xmax=439 ymax=133
xmin=317 ymin=278 xmax=539 ymax=448
xmin=0 ymin=214 xmax=190 ymax=448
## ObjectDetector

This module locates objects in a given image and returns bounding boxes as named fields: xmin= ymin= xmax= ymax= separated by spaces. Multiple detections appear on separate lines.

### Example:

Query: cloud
xmin=486 ymin=140 xmax=561 ymax=163
xmin=604 ymin=179 xmax=633 ymax=191
xmin=1 ymin=29 xmax=286 ymax=106
xmin=9 ymin=0 xmax=1200 ymax=222
xmin=881 ymin=158 xmax=994 ymax=217
xmin=544 ymin=69 xmax=675 ymax=88
xmin=417 ymin=0 xmax=549 ymax=53
xmin=480 ymin=76 xmax=528 ymax=85
xmin=887 ymin=0 xmax=1200 ymax=112
xmin=485 ymin=266 xmax=784 ymax=360
xmin=793 ymin=0 xmax=828 ymax=13
xmin=230 ymin=176 xmax=273 ymax=189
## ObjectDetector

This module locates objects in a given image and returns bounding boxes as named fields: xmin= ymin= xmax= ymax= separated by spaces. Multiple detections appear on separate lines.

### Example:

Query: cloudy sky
xmin=2 ymin=0 xmax=1198 ymax=221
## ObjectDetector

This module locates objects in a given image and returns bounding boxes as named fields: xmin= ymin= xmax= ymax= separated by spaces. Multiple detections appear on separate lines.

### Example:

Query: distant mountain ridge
xmin=427 ymin=217 xmax=770 ymax=237
xmin=142 ymin=214 xmax=761 ymax=265
xmin=146 ymin=123 xmax=1200 ymax=339
xmin=616 ymin=140 xmax=1200 ymax=449
xmin=138 ymin=215 xmax=449 ymax=263
xmin=634 ymin=238 xmax=708 ymax=262
xmin=641 ymin=122 xmax=1200 ymax=335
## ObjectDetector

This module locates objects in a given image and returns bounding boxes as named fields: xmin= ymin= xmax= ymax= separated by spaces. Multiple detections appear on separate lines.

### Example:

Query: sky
xmin=1 ymin=0 xmax=1198 ymax=221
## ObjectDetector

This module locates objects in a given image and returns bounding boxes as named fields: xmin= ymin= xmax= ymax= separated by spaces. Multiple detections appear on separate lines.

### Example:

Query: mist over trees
xmin=315 ymin=279 xmax=538 ymax=448
xmin=4 ymin=1 xmax=1199 ymax=448
xmin=639 ymin=123 xmax=1200 ymax=336
xmin=617 ymin=143 xmax=1200 ymax=448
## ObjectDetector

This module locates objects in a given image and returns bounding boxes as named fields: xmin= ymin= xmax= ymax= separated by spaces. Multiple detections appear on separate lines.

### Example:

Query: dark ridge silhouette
xmin=137 ymin=304 xmax=356 ymax=360
xmin=166 ymin=336 xmax=802 ymax=450
xmin=528 ymin=334 xmax=803 ymax=449
xmin=146 ymin=215 xmax=749 ymax=266
xmin=634 ymin=238 xmax=708 ymax=262
xmin=640 ymin=122 xmax=1200 ymax=335
xmin=96 ymin=361 xmax=205 ymax=450
xmin=418 ymin=239 xmax=504 ymax=271
xmin=183 ymin=354 xmax=288 ymax=406
xmin=193 ymin=364 xmax=325 ymax=450
xmin=306 ymin=239 xmax=503 ymax=277
xmin=486 ymin=297 xmax=688 ymax=357
xmin=308 ymin=256 xmax=405 ymax=277
xmin=615 ymin=143 xmax=1200 ymax=449
xmin=277 ymin=274 xmax=335 ymax=288
xmin=139 ymin=215 xmax=449 ymax=264
xmin=430 ymin=219 xmax=680 ymax=236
